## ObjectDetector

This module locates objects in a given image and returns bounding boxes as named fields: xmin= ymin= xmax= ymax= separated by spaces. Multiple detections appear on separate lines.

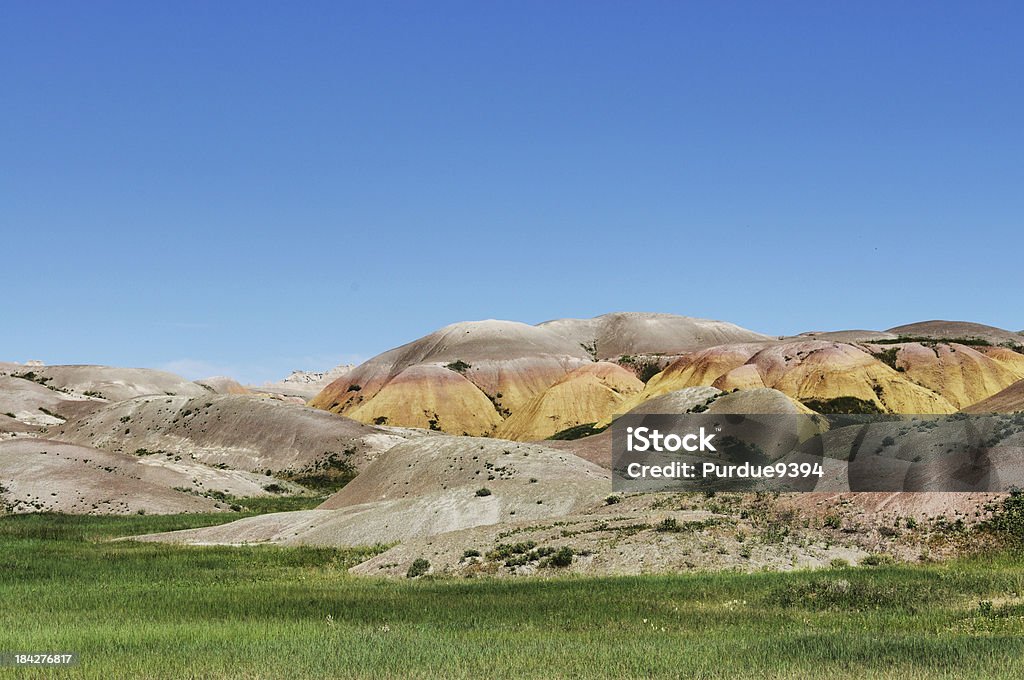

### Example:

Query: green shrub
xmin=445 ymin=360 xmax=472 ymax=374
xmin=546 ymin=547 xmax=574 ymax=568
xmin=801 ymin=396 xmax=884 ymax=415
xmin=873 ymin=348 xmax=904 ymax=371
xmin=475 ymin=488 xmax=492 ymax=497
xmin=656 ymin=518 xmax=680 ymax=532
xmin=406 ymin=558 xmax=430 ymax=578
xmin=983 ymin=489 xmax=1024 ymax=542
xmin=547 ymin=422 xmax=608 ymax=441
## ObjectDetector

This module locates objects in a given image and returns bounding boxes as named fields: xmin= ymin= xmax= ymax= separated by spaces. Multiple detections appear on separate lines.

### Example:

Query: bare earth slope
xmin=964 ymin=379 xmax=1024 ymax=413
xmin=496 ymin=362 xmax=643 ymax=440
xmin=0 ymin=375 xmax=98 ymax=426
xmin=0 ymin=439 xmax=293 ymax=514
xmin=52 ymin=394 xmax=407 ymax=474
xmin=13 ymin=365 xmax=210 ymax=401
xmin=538 ymin=311 xmax=771 ymax=359
xmin=886 ymin=320 xmax=1023 ymax=345
xmin=135 ymin=436 xmax=609 ymax=547
xmin=868 ymin=342 xmax=1024 ymax=409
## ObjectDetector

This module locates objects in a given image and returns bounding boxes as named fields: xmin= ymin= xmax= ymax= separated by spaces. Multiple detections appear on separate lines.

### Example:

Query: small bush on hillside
xmin=548 ymin=422 xmax=608 ymax=441
xmin=406 ymin=558 xmax=430 ymax=578
xmin=983 ymin=489 xmax=1024 ymax=543
xmin=801 ymin=396 xmax=884 ymax=415
xmin=445 ymin=360 xmax=472 ymax=374
xmin=873 ymin=348 xmax=904 ymax=371
xmin=545 ymin=547 xmax=574 ymax=568
xmin=475 ymin=488 xmax=492 ymax=497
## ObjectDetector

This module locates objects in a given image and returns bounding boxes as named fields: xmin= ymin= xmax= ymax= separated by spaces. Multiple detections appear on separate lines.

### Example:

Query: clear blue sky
xmin=2 ymin=2 xmax=1022 ymax=383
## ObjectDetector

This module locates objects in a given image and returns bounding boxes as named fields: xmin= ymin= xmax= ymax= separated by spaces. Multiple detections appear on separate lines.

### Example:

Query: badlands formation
xmin=2 ymin=313 xmax=1023 ymax=576
xmin=310 ymin=314 xmax=1024 ymax=438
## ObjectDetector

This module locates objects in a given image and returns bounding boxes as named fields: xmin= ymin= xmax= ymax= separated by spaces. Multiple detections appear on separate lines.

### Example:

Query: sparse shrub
xmin=262 ymin=483 xmax=286 ymax=494
xmin=547 ymin=422 xmax=608 ymax=441
xmin=406 ymin=558 xmax=430 ymax=578
xmin=801 ymin=396 xmax=884 ymax=415
xmin=824 ymin=514 xmax=842 ymax=529
xmin=656 ymin=518 xmax=680 ymax=532
xmin=982 ymin=489 xmax=1024 ymax=543
xmin=545 ymin=547 xmax=574 ymax=568
xmin=861 ymin=553 xmax=894 ymax=566
xmin=475 ymin=488 xmax=492 ymax=497
xmin=873 ymin=348 xmax=904 ymax=371
xmin=604 ymin=495 xmax=621 ymax=505
xmin=461 ymin=549 xmax=480 ymax=560
xmin=445 ymin=360 xmax=471 ymax=374
xmin=829 ymin=558 xmax=850 ymax=569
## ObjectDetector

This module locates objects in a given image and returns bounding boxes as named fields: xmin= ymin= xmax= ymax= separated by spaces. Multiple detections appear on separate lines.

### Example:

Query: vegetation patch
xmin=801 ymin=396 xmax=884 ymax=414
xmin=2 ymin=512 xmax=1024 ymax=677
xmin=873 ymin=347 xmax=904 ymax=371
xmin=444 ymin=360 xmax=472 ymax=374
xmin=282 ymin=450 xmax=358 ymax=493
xmin=548 ymin=422 xmax=609 ymax=441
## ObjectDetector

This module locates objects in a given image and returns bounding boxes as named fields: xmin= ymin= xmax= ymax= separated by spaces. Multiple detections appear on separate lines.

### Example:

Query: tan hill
xmin=135 ymin=436 xmax=609 ymax=547
xmin=0 ymin=365 xmax=209 ymax=402
xmin=195 ymin=376 xmax=250 ymax=395
xmin=254 ymin=364 xmax=355 ymax=399
xmin=0 ymin=439 xmax=297 ymax=515
xmin=52 ymin=394 xmax=409 ymax=475
xmin=867 ymin=342 xmax=1024 ymax=409
xmin=495 ymin=362 xmax=643 ymax=440
xmin=963 ymin=379 xmax=1024 ymax=413
xmin=0 ymin=375 xmax=99 ymax=426
xmin=310 ymin=320 xmax=592 ymax=433
xmin=786 ymin=330 xmax=898 ymax=343
xmin=886 ymin=320 xmax=1023 ymax=345
xmin=538 ymin=311 xmax=771 ymax=359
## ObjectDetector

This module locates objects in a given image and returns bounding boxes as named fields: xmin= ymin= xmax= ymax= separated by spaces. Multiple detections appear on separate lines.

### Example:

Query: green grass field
xmin=1 ymin=506 xmax=1023 ymax=679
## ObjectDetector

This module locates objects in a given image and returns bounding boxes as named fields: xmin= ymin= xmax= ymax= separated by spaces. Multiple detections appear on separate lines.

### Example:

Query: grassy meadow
xmin=1 ymin=504 xmax=1023 ymax=679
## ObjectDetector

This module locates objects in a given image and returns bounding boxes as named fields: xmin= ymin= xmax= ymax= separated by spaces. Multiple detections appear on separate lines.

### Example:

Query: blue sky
xmin=2 ymin=1 xmax=1022 ymax=383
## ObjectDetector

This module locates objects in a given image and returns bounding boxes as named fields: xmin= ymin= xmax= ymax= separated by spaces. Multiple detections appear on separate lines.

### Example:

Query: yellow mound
xmin=879 ymin=343 xmax=1024 ymax=410
xmin=496 ymin=362 xmax=643 ymax=440
xmin=345 ymin=365 xmax=503 ymax=435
